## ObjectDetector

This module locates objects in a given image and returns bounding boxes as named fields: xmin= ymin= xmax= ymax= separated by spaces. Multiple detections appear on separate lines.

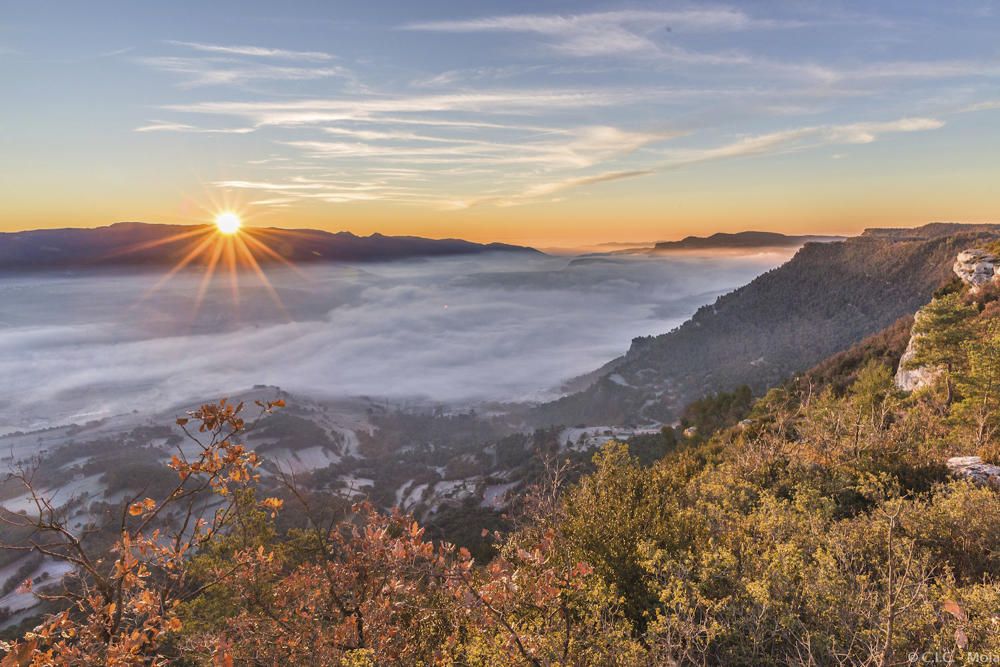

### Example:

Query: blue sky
xmin=2 ymin=1 xmax=1000 ymax=244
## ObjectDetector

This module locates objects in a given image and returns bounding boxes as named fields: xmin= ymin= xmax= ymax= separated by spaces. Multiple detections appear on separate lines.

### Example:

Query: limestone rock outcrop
xmin=953 ymin=248 xmax=998 ymax=289
xmin=946 ymin=456 xmax=1000 ymax=489
xmin=894 ymin=329 xmax=940 ymax=391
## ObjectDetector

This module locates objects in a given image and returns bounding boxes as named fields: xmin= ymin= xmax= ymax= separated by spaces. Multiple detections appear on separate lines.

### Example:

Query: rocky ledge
xmin=953 ymin=248 xmax=998 ymax=289
xmin=946 ymin=456 xmax=1000 ymax=489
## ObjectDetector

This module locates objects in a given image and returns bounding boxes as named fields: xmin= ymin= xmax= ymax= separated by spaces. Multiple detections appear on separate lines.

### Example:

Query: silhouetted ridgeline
xmin=533 ymin=223 xmax=1000 ymax=425
xmin=652 ymin=230 xmax=842 ymax=251
xmin=0 ymin=222 xmax=541 ymax=270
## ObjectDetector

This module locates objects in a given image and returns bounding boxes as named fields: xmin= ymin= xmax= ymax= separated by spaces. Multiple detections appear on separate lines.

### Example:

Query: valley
xmin=3 ymin=223 xmax=996 ymax=629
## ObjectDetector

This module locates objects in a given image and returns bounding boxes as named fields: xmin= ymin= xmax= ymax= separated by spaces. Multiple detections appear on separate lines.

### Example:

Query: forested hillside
xmin=3 ymin=239 xmax=1000 ymax=665
xmin=535 ymin=224 xmax=1000 ymax=426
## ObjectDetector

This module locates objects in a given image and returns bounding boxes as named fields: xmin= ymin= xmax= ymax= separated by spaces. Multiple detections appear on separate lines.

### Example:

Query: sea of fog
xmin=0 ymin=251 xmax=793 ymax=433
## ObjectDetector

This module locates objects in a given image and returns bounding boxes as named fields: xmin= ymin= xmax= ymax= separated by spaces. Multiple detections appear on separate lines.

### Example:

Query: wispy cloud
xmin=165 ymin=40 xmax=334 ymax=61
xmin=98 ymin=47 xmax=134 ymax=58
xmin=664 ymin=117 xmax=944 ymax=165
xmin=404 ymin=8 xmax=797 ymax=56
xmin=774 ymin=59 xmax=1000 ymax=86
xmin=212 ymin=177 xmax=441 ymax=206
xmin=282 ymin=125 xmax=672 ymax=169
xmin=247 ymin=197 xmax=299 ymax=207
xmin=524 ymin=169 xmax=653 ymax=197
xmin=961 ymin=99 xmax=1000 ymax=113
xmin=450 ymin=169 xmax=654 ymax=209
xmin=166 ymin=89 xmax=640 ymax=121
xmin=213 ymin=180 xmax=329 ymax=191
xmin=412 ymin=65 xmax=546 ymax=88
xmin=134 ymin=120 xmax=254 ymax=134
xmin=140 ymin=56 xmax=349 ymax=87
xmin=445 ymin=116 xmax=943 ymax=209
xmin=405 ymin=9 xmax=1000 ymax=87
xmin=405 ymin=9 xmax=799 ymax=58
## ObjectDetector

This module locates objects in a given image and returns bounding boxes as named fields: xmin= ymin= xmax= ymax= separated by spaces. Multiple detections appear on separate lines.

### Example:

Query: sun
xmin=215 ymin=212 xmax=242 ymax=235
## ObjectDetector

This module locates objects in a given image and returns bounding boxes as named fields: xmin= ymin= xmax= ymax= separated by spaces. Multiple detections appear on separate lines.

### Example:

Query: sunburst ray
xmin=141 ymin=232 xmax=218 ymax=299
xmin=241 ymin=230 xmax=307 ymax=277
xmin=234 ymin=233 xmax=288 ymax=316
xmin=192 ymin=236 xmax=226 ymax=315
xmin=103 ymin=226 xmax=213 ymax=261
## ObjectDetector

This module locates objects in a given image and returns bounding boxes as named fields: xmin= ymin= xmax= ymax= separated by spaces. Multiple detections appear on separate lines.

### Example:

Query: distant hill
xmin=651 ymin=231 xmax=843 ymax=252
xmin=0 ymin=222 xmax=541 ymax=271
xmin=531 ymin=222 xmax=1000 ymax=426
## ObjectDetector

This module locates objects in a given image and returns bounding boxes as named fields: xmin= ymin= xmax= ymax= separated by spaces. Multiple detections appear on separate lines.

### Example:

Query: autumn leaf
xmin=260 ymin=497 xmax=284 ymax=517
xmin=942 ymin=599 xmax=968 ymax=622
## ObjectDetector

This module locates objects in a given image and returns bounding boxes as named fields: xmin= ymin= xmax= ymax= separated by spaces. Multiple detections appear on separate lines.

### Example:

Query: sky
xmin=2 ymin=1 xmax=1000 ymax=246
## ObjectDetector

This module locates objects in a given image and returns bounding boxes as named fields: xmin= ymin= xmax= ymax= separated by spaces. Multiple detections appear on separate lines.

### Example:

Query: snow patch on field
xmin=1 ymin=473 xmax=105 ymax=515
xmin=401 ymin=482 xmax=429 ymax=509
xmin=0 ymin=559 xmax=74 ymax=614
xmin=482 ymin=481 xmax=519 ymax=508
xmin=558 ymin=426 xmax=662 ymax=451
xmin=267 ymin=446 xmax=340 ymax=473
xmin=338 ymin=475 xmax=374 ymax=493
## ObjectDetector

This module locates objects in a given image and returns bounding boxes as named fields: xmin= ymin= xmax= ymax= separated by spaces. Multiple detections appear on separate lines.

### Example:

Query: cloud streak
xmin=449 ymin=169 xmax=654 ymax=209
xmin=134 ymin=121 xmax=254 ymax=134
xmin=165 ymin=89 xmax=642 ymax=121
xmin=140 ymin=56 xmax=350 ymax=87
xmin=405 ymin=9 xmax=799 ymax=58
xmin=662 ymin=116 xmax=944 ymax=165
xmin=165 ymin=40 xmax=334 ymax=62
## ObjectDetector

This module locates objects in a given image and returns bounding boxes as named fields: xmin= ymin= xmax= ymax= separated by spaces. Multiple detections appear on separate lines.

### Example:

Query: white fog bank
xmin=0 ymin=251 xmax=792 ymax=433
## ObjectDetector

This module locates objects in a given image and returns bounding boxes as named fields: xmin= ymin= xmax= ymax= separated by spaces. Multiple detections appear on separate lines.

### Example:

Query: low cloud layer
xmin=0 ymin=253 xmax=790 ymax=433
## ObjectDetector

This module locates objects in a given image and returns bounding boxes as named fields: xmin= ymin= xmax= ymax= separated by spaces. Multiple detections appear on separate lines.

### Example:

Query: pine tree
xmin=953 ymin=323 xmax=1000 ymax=447
xmin=906 ymin=293 xmax=977 ymax=403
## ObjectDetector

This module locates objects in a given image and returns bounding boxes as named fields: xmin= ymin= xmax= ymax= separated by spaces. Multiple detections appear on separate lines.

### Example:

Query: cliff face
xmin=534 ymin=224 xmax=1000 ymax=426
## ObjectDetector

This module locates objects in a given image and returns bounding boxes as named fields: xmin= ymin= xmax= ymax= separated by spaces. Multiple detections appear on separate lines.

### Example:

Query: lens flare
xmin=215 ymin=212 xmax=241 ymax=235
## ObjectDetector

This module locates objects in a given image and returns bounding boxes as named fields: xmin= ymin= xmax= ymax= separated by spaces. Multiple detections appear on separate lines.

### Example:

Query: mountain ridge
xmin=588 ymin=230 xmax=844 ymax=257
xmin=652 ymin=230 xmax=844 ymax=251
xmin=0 ymin=221 xmax=542 ymax=270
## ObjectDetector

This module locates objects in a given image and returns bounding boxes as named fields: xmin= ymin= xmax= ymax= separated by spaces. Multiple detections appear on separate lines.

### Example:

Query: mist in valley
xmin=0 ymin=251 xmax=791 ymax=434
